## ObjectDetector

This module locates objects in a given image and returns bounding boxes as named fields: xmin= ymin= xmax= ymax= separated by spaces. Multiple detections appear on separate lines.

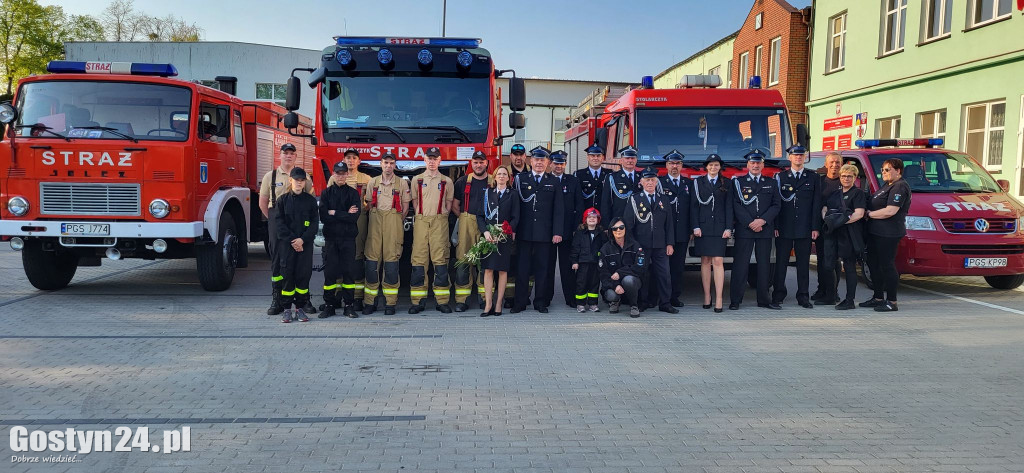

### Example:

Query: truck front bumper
xmin=0 ymin=220 xmax=204 ymax=239
xmin=897 ymin=235 xmax=1024 ymax=276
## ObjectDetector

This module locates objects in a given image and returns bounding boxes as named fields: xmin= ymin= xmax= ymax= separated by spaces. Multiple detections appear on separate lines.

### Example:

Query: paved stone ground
xmin=1 ymin=245 xmax=1022 ymax=472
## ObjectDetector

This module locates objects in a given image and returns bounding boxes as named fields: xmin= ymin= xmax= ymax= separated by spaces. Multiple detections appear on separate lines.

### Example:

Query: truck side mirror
xmin=796 ymin=123 xmax=809 ymax=148
xmin=509 ymin=77 xmax=526 ymax=112
xmin=306 ymin=67 xmax=326 ymax=87
xmin=508 ymin=112 xmax=525 ymax=130
xmin=285 ymin=76 xmax=301 ymax=111
xmin=594 ymin=127 xmax=608 ymax=150
xmin=997 ymin=179 xmax=1010 ymax=192
xmin=283 ymin=112 xmax=299 ymax=129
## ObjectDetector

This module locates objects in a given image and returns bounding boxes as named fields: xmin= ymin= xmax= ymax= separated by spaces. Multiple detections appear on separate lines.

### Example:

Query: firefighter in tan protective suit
xmin=451 ymin=151 xmax=492 ymax=311
xmin=362 ymin=153 xmax=411 ymax=315
xmin=409 ymin=147 xmax=455 ymax=314
xmin=326 ymin=148 xmax=372 ymax=311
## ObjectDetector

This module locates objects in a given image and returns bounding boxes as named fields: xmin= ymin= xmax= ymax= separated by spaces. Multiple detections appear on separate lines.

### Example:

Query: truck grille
xmin=941 ymin=244 xmax=1024 ymax=256
xmin=39 ymin=182 xmax=141 ymax=216
xmin=940 ymin=218 xmax=1016 ymax=234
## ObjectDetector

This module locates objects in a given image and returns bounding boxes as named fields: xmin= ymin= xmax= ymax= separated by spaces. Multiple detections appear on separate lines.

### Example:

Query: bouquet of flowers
xmin=456 ymin=221 xmax=514 ymax=269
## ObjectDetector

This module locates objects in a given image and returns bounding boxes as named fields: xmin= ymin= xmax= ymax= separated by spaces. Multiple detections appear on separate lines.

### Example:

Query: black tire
xmin=196 ymin=212 xmax=239 ymax=291
xmin=984 ymin=274 xmax=1024 ymax=290
xmin=859 ymin=259 xmax=875 ymax=291
xmin=22 ymin=239 xmax=78 ymax=290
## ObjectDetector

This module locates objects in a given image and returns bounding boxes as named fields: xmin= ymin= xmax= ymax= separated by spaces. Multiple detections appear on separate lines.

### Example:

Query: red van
xmin=809 ymin=139 xmax=1024 ymax=290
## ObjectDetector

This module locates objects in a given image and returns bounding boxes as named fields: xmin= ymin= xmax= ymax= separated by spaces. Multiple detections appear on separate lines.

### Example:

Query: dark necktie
xmin=648 ymin=194 xmax=655 ymax=206
xmin=673 ymin=178 xmax=679 ymax=188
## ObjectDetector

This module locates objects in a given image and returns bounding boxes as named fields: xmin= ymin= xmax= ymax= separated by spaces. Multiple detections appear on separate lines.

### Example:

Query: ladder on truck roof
xmin=568 ymin=85 xmax=632 ymax=125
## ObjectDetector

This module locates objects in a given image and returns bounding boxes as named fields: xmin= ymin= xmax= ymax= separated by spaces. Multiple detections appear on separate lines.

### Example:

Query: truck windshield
xmin=868 ymin=152 xmax=1002 ymax=193
xmin=322 ymin=75 xmax=490 ymax=143
xmin=635 ymin=107 xmax=791 ymax=162
xmin=13 ymin=81 xmax=192 ymax=141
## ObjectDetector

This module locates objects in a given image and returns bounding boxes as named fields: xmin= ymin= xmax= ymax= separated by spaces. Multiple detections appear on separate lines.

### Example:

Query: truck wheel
xmin=984 ymin=274 xmax=1024 ymax=290
xmin=859 ymin=260 xmax=875 ymax=291
xmin=22 ymin=240 xmax=78 ymax=290
xmin=197 ymin=212 xmax=238 ymax=291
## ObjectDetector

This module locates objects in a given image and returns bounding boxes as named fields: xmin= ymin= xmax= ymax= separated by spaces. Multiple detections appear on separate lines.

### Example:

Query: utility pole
xmin=442 ymin=0 xmax=447 ymax=37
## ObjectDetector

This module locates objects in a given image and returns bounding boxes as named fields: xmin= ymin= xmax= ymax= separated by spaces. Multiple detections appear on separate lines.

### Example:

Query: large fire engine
xmin=281 ymin=36 xmax=525 ymax=181
xmin=0 ymin=61 xmax=314 ymax=291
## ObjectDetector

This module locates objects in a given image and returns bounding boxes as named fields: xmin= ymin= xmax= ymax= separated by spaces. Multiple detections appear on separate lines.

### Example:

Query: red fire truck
xmin=281 ymin=36 xmax=525 ymax=181
xmin=0 ymin=61 xmax=313 ymax=291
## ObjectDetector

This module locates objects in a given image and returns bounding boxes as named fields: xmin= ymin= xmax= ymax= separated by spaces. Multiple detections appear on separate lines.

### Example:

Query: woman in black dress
xmin=861 ymin=158 xmax=912 ymax=312
xmin=476 ymin=166 xmax=519 ymax=317
xmin=689 ymin=154 xmax=734 ymax=312
xmin=819 ymin=164 xmax=867 ymax=310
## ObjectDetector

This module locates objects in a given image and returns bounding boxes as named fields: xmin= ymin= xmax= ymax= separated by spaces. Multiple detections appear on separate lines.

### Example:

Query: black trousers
xmin=867 ymin=234 xmax=902 ymax=301
xmin=603 ymin=275 xmax=641 ymax=306
xmin=641 ymin=247 xmax=672 ymax=308
xmin=820 ymin=234 xmax=858 ymax=302
xmin=815 ymin=236 xmax=840 ymax=295
xmin=772 ymin=237 xmax=812 ymax=304
xmin=268 ymin=207 xmax=282 ymax=287
xmin=668 ymin=241 xmax=688 ymax=302
xmin=515 ymin=240 xmax=553 ymax=310
xmin=547 ymin=236 xmax=576 ymax=306
xmin=277 ymin=239 xmax=313 ymax=308
xmin=730 ymin=237 xmax=773 ymax=306
xmin=322 ymin=238 xmax=356 ymax=307
xmin=574 ymin=262 xmax=600 ymax=305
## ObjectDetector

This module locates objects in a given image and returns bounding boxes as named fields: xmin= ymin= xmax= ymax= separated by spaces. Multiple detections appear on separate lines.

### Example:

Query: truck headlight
xmin=905 ymin=216 xmax=935 ymax=231
xmin=148 ymin=199 xmax=170 ymax=219
xmin=7 ymin=196 xmax=29 ymax=216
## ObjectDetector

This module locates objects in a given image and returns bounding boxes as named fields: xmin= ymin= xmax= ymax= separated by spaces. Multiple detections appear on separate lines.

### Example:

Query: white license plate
xmin=60 ymin=223 xmax=110 ymax=236
xmin=964 ymin=257 xmax=1007 ymax=268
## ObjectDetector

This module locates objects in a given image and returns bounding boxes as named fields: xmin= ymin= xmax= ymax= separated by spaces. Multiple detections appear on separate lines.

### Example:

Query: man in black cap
xmin=659 ymin=150 xmax=693 ymax=307
xmin=546 ymin=150 xmax=584 ymax=308
xmin=600 ymin=145 xmax=643 ymax=221
xmin=452 ymin=150 xmax=492 ymax=312
xmin=318 ymin=161 xmax=363 ymax=318
xmin=624 ymin=168 xmax=676 ymax=313
xmin=497 ymin=143 xmax=531 ymax=188
xmin=730 ymin=149 xmax=780 ymax=311
xmin=512 ymin=146 xmax=565 ymax=313
xmin=259 ymin=143 xmax=314 ymax=316
xmin=273 ymin=167 xmax=319 ymax=323
xmin=574 ymin=144 xmax=609 ymax=212
xmin=770 ymin=145 xmax=820 ymax=309
xmin=409 ymin=147 xmax=455 ymax=314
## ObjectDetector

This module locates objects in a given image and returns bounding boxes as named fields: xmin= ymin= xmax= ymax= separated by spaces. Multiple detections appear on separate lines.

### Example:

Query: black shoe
xmin=409 ymin=304 xmax=424 ymax=315
xmin=757 ymin=303 xmax=772 ymax=309
xmin=352 ymin=300 xmax=364 ymax=312
xmin=859 ymin=298 xmax=884 ymax=308
xmin=510 ymin=306 xmax=524 ymax=314
xmin=267 ymin=300 xmax=284 ymax=316
xmin=537 ymin=306 xmax=549 ymax=313
xmin=669 ymin=299 xmax=683 ymax=308
xmin=318 ymin=305 xmax=336 ymax=318
xmin=766 ymin=303 xmax=782 ymax=310
xmin=714 ymin=307 xmax=724 ymax=313
xmin=835 ymin=299 xmax=855 ymax=310
xmin=437 ymin=304 xmax=452 ymax=314
xmin=303 ymin=301 xmax=317 ymax=314
xmin=454 ymin=303 xmax=468 ymax=313
xmin=362 ymin=303 xmax=375 ymax=315
xmin=703 ymin=303 xmax=712 ymax=309
xmin=344 ymin=306 xmax=358 ymax=318
xmin=729 ymin=304 xmax=740 ymax=311
xmin=874 ymin=301 xmax=898 ymax=312
xmin=798 ymin=300 xmax=814 ymax=309
xmin=810 ymin=289 xmax=825 ymax=300
xmin=492 ymin=310 xmax=501 ymax=316
xmin=659 ymin=304 xmax=679 ymax=314
xmin=318 ymin=303 xmax=326 ymax=312
xmin=384 ymin=306 xmax=396 ymax=315
xmin=480 ymin=308 xmax=492 ymax=317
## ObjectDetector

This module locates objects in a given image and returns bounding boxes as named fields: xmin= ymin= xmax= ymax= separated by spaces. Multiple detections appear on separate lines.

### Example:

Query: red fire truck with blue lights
xmin=0 ymin=61 xmax=313 ymax=291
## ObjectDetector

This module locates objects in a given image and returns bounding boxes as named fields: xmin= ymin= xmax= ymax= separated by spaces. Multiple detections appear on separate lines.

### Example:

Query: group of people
xmin=258 ymin=140 xmax=912 ymax=323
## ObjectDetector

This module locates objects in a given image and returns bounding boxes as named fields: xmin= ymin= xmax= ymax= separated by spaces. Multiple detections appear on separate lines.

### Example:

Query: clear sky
xmin=47 ymin=0 xmax=811 ymax=83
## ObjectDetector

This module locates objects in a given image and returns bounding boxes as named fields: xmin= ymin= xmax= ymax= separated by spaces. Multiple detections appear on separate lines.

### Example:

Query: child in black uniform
xmin=571 ymin=208 xmax=606 ymax=313
xmin=274 ymin=167 xmax=320 ymax=323
xmin=319 ymin=161 xmax=363 ymax=318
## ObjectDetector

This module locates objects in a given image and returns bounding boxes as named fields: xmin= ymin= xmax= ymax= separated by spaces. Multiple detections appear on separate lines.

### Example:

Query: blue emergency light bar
xmin=46 ymin=61 xmax=178 ymax=77
xmin=334 ymin=37 xmax=481 ymax=48
xmin=856 ymin=138 xmax=944 ymax=149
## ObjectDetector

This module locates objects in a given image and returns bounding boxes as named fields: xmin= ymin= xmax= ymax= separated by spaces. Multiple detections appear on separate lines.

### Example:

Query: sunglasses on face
xmin=610 ymin=225 xmax=626 ymax=231
xmin=881 ymin=168 xmax=894 ymax=172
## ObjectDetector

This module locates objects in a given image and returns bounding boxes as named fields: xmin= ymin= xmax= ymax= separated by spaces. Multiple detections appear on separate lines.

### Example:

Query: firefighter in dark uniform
xmin=770 ymin=145 xmax=821 ymax=309
xmin=659 ymin=149 xmax=692 ymax=307
xmin=547 ymin=150 xmax=584 ymax=308
xmin=273 ymin=167 xmax=319 ymax=323
xmin=729 ymin=150 xmax=781 ymax=310
xmin=452 ymin=151 xmax=492 ymax=312
xmin=319 ymin=161 xmax=362 ymax=318
xmin=599 ymin=146 xmax=643 ymax=221
xmin=511 ymin=147 xmax=565 ymax=313
xmin=574 ymin=144 xmax=610 ymax=212
xmin=624 ymin=168 xmax=676 ymax=313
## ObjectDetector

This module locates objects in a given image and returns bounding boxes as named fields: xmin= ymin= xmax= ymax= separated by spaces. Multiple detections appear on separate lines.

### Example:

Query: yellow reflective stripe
xmin=281 ymin=289 xmax=296 ymax=296
xmin=304 ymin=220 xmax=310 ymax=227
xmin=364 ymin=288 xmax=379 ymax=296
xmin=575 ymin=294 xmax=587 ymax=300
xmin=587 ymin=293 xmax=600 ymax=298
xmin=455 ymin=289 xmax=472 ymax=295
xmin=271 ymin=275 xmax=284 ymax=282
xmin=409 ymin=290 xmax=429 ymax=296
xmin=323 ymin=284 xmax=339 ymax=290
xmin=505 ymin=283 xmax=515 ymax=288
xmin=382 ymin=288 xmax=399 ymax=295
xmin=341 ymin=284 xmax=357 ymax=289
xmin=354 ymin=284 xmax=364 ymax=290
xmin=295 ymin=288 xmax=309 ymax=294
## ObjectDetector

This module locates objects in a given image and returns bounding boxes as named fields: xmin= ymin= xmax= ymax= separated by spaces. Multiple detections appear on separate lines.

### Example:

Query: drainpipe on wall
xmin=803 ymin=5 xmax=813 ymax=133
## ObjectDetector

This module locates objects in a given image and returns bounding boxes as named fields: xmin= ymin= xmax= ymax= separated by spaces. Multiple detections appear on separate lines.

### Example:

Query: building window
xmin=754 ymin=45 xmax=763 ymax=80
xmin=755 ymin=12 xmax=763 ymax=29
xmin=233 ymin=110 xmax=243 ymax=147
xmin=827 ymin=12 xmax=847 ymax=72
xmin=882 ymin=0 xmax=908 ymax=55
xmin=964 ymin=101 xmax=1006 ymax=168
xmin=923 ymin=0 xmax=953 ymax=41
xmin=708 ymin=65 xmax=720 ymax=79
xmin=739 ymin=52 xmax=749 ymax=88
xmin=877 ymin=116 xmax=901 ymax=139
xmin=768 ymin=37 xmax=782 ymax=85
xmin=198 ymin=80 xmax=219 ymax=89
xmin=255 ymin=83 xmax=287 ymax=107
xmin=918 ymin=110 xmax=947 ymax=139
xmin=969 ymin=0 xmax=1012 ymax=28
xmin=726 ymin=60 xmax=733 ymax=88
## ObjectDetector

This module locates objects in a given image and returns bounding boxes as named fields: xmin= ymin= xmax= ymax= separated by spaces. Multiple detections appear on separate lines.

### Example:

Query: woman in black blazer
xmin=689 ymin=154 xmax=734 ymax=312
xmin=475 ymin=167 xmax=520 ymax=317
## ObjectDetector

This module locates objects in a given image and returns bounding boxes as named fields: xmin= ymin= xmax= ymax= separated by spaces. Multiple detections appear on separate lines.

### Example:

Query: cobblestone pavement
xmin=1 ymin=246 xmax=1022 ymax=472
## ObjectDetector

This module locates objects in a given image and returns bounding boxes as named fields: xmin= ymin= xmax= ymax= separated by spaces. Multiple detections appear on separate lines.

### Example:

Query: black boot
xmin=319 ymin=305 xmax=336 ymax=318
xmin=267 ymin=281 xmax=284 ymax=316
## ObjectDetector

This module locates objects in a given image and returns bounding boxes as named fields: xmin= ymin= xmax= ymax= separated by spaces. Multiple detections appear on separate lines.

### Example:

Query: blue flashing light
xmin=748 ymin=76 xmax=762 ymax=89
xmin=377 ymin=48 xmax=394 ymax=66
xmin=335 ymin=37 xmax=480 ymax=48
xmin=46 ymin=60 xmax=177 ymax=76
xmin=855 ymin=138 xmax=944 ymax=149
xmin=417 ymin=49 xmax=433 ymax=66
xmin=641 ymin=76 xmax=654 ymax=89
xmin=456 ymin=51 xmax=473 ymax=68
xmin=336 ymin=49 xmax=353 ymax=66
xmin=130 ymin=63 xmax=178 ymax=76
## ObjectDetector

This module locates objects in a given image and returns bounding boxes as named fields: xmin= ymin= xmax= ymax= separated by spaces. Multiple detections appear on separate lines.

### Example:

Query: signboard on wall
xmin=855 ymin=112 xmax=869 ymax=138
xmin=837 ymin=134 xmax=852 ymax=150
xmin=822 ymin=136 xmax=836 ymax=151
xmin=824 ymin=116 xmax=853 ymax=131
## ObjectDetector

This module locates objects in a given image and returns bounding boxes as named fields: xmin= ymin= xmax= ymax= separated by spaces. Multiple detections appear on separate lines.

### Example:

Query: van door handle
xmin=228 ymin=167 xmax=236 ymax=171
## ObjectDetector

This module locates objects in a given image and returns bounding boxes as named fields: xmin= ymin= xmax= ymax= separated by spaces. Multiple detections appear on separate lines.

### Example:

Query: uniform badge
xmin=894 ymin=194 xmax=901 ymax=202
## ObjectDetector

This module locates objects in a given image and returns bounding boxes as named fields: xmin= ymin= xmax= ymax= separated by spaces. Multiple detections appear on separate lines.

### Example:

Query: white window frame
xmin=827 ymin=12 xmax=847 ymax=72
xmin=881 ymin=0 xmax=908 ymax=55
xmin=877 ymin=116 xmax=901 ymax=139
xmin=725 ymin=60 xmax=733 ymax=88
xmin=968 ymin=0 xmax=1012 ymax=28
xmin=739 ymin=52 xmax=750 ymax=88
xmin=768 ymin=37 xmax=782 ymax=85
xmin=921 ymin=0 xmax=953 ymax=42
xmin=708 ymin=65 xmax=721 ymax=78
xmin=255 ymin=82 xmax=287 ymax=107
xmin=755 ymin=13 xmax=763 ymax=30
xmin=963 ymin=100 xmax=1007 ymax=170
xmin=754 ymin=45 xmax=763 ymax=81
xmin=917 ymin=109 xmax=947 ymax=140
